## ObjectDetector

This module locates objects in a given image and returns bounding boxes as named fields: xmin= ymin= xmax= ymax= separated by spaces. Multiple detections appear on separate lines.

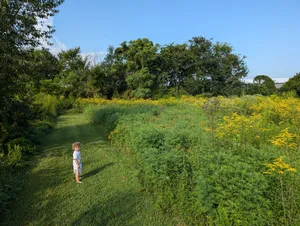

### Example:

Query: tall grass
xmin=84 ymin=95 xmax=300 ymax=225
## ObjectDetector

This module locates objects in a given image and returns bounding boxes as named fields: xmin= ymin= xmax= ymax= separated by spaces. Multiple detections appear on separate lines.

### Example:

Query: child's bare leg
xmin=75 ymin=173 xmax=80 ymax=182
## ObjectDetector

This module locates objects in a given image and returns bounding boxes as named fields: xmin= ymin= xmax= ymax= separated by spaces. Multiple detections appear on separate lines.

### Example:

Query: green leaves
xmin=196 ymin=152 xmax=270 ymax=224
xmin=280 ymin=73 xmax=300 ymax=96
xmin=0 ymin=0 xmax=64 ymax=153
xmin=126 ymin=68 xmax=155 ymax=98
xmin=93 ymin=36 xmax=248 ymax=98
xmin=251 ymin=75 xmax=277 ymax=95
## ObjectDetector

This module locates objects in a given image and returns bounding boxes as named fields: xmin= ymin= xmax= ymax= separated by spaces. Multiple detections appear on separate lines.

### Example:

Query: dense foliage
xmin=280 ymin=73 xmax=300 ymax=96
xmin=0 ymin=0 xmax=64 ymax=215
xmin=0 ymin=0 xmax=298 ymax=221
xmin=83 ymin=96 xmax=300 ymax=225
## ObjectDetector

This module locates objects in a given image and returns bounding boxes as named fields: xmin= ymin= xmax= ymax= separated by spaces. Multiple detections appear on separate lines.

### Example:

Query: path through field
xmin=2 ymin=113 xmax=174 ymax=226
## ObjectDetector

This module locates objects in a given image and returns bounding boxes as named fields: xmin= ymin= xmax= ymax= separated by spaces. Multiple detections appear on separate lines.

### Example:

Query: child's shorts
xmin=74 ymin=168 xmax=82 ymax=175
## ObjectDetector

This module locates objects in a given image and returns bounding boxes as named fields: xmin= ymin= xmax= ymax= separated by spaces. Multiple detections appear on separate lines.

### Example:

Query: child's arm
xmin=73 ymin=151 xmax=80 ymax=168
xmin=73 ymin=158 xmax=80 ymax=168
xmin=74 ymin=159 xmax=80 ymax=168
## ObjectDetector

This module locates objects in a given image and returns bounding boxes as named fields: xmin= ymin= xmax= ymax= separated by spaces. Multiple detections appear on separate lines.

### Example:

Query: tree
xmin=126 ymin=68 xmax=155 ymax=98
xmin=99 ymin=39 xmax=159 ymax=99
xmin=20 ymin=49 xmax=60 ymax=94
xmin=0 ymin=0 xmax=64 ymax=150
xmin=56 ymin=47 xmax=89 ymax=98
xmin=88 ymin=65 xmax=106 ymax=97
xmin=280 ymin=73 xmax=300 ymax=96
xmin=188 ymin=37 xmax=248 ymax=96
xmin=251 ymin=75 xmax=277 ymax=95
xmin=97 ymin=46 xmax=127 ymax=99
xmin=115 ymin=38 xmax=159 ymax=72
xmin=158 ymin=43 xmax=194 ymax=96
xmin=30 ymin=49 xmax=59 ymax=80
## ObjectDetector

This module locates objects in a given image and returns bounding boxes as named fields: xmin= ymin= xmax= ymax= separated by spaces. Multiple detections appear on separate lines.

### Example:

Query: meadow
xmin=2 ymin=1 xmax=299 ymax=225
xmin=2 ymin=94 xmax=299 ymax=225
xmin=80 ymin=94 xmax=300 ymax=225
xmin=1 ymin=113 xmax=176 ymax=226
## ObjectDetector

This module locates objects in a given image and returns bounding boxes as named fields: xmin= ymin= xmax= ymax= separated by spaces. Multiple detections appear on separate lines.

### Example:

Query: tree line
xmin=31 ymin=37 xmax=249 ymax=99
xmin=1 ymin=0 xmax=299 ymax=156
xmin=16 ymin=38 xmax=300 ymax=102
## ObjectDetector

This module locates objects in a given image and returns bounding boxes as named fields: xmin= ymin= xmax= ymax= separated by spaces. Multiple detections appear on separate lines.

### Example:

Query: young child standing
xmin=72 ymin=142 xmax=82 ymax=183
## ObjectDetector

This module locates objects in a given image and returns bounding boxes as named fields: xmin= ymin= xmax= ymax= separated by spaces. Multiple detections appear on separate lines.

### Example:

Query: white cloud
xmin=49 ymin=37 xmax=68 ymax=55
xmin=81 ymin=52 xmax=107 ymax=66
xmin=243 ymin=77 xmax=290 ymax=84
xmin=36 ymin=17 xmax=107 ymax=63
xmin=272 ymin=77 xmax=290 ymax=83
xmin=36 ymin=17 xmax=67 ymax=55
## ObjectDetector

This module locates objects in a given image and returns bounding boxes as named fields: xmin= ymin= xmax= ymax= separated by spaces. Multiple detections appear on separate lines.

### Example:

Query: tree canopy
xmin=249 ymin=75 xmax=277 ymax=95
xmin=85 ymin=36 xmax=248 ymax=98
xmin=280 ymin=73 xmax=300 ymax=96
xmin=0 ymin=0 xmax=64 ymax=149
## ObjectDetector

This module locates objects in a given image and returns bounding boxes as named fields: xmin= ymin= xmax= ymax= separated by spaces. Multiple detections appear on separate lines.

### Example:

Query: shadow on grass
xmin=72 ymin=191 xmax=144 ymax=226
xmin=1 ymin=114 xmax=113 ymax=225
xmin=83 ymin=162 xmax=114 ymax=180
xmin=41 ymin=119 xmax=109 ymax=157
xmin=1 ymin=164 xmax=71 ymax=226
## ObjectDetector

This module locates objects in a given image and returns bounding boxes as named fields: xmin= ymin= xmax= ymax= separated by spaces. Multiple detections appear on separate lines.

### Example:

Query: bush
xmin=196 ymin=151 xmax=271 ymax=225
xmin=84 ymin=104 xmax=161 ymax=132
xmin=34 ymin=93 xmax=60 ymax=117
xmin=32 ymin=120 xmax=54 ymax=135
xmin=7 ymin=137 xmax=37 ymax=157
xmin=84 ymin=105 xmax=122 ymax=131
xmin=0 ymin=159 xmax=22 ymax=215
xmin=56 ymin=96 xmax=75 ymax=114
xmin=7 ymin=144 xmax=23 ymax=167
xmin=108 ymin=106 xmax=204 ymax=219
xmin=83 ymin=96 xmax=300 ymax=225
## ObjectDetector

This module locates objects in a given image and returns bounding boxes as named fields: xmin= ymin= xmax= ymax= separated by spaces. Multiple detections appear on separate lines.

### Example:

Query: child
xmin=72 ymin=142 xmax=82 ymax=183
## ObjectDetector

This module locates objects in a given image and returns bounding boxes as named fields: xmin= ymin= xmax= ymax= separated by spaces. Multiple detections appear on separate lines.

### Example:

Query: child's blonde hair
xmin=72 ymin=142 xmax=81 ymax=150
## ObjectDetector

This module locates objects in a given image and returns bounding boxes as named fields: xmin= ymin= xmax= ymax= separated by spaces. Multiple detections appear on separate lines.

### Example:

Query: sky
xmin=46 ymin=0 xmax=300 ymax=82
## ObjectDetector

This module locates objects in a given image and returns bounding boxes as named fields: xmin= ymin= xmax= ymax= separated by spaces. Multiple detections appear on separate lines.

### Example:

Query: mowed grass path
xmin=2 ymin=113 xmax=174 ymax=226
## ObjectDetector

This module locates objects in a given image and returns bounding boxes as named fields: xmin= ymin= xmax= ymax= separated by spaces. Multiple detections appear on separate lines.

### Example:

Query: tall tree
xmin=0 ymin=0 xmax=64 ymax=149
xmin=126 ymin=67 xmax=155 ymax=98
xmin=115 ymin=38 xmax=159 ymax=72
xmin=188 ymin=37 xmax=248 ymax=95
xmin=20 ymin=49 xmax=60 ymax=94
xmin=280 ymin=73 xmax=300 ymax=96
xmin=112 ymin=39 xmax=159 ymax=98
xmin=252 ymin=75 xmax=277 ymax=95
xmin=56 ymin=47 xmax=89 ymax=98
xmin=158 ymin=43 xmax=194 ymax=96
xmin=97 ymin=46 xmax=127 ymax=99
xmin=187 ymin=37 xmax=215 ymax=95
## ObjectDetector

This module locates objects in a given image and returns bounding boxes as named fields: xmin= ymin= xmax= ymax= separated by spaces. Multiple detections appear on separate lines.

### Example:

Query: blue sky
xmin=49 ymin=0 xmax=300 ymax=81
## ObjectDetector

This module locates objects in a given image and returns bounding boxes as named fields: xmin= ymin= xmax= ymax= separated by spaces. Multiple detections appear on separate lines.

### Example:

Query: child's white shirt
xmin=73 ymin=151 xmax=82 ymax=169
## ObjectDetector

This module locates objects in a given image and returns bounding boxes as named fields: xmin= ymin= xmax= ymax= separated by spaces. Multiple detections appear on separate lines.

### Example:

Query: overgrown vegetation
xmin=1 ymin=0 xmax=299 ymax=222
xmin=83 ymin=96 xmax=300 ymax=225
xmin=0 ymin=0 xmax=66 ymax=215
xmin=2 ymin=114 xmax=177 ymax=226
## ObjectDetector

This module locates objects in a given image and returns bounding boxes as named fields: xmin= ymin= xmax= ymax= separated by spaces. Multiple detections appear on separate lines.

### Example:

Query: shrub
xmin=82 ymin=96 xmax=300 ymax=225
xmin=56 ymin=96 xmax=75 ymax=114
xmin=214 ymin=112 xmax=277 ymax=148
xmin=7 ymin=137 xmax=37 ymax=157
xmin=34 ymin=93 xmax=59 ymax=118
xmin=84 ymin=105 xmax=124 ymax=132
xmin=84 ymin=104 xmax=161 ymax=132
xmin=108 ymin=106 xmax=204 ymax=219
xmin=0 ymin=159 xmax=22 ymax=216
xmin=7 ymin=144 xmax=22 ymax=167
xmin=196 ymin=151 xmax=271 ymax=225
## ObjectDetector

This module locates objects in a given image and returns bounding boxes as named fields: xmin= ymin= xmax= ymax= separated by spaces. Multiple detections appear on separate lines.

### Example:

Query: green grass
xmin=2 ymin=113 xmax=176 ymax=226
